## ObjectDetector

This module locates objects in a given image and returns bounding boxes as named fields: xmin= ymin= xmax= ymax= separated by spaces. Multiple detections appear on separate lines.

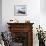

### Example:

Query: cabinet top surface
xmin=7 ymin=23 xmax=34 ymax=25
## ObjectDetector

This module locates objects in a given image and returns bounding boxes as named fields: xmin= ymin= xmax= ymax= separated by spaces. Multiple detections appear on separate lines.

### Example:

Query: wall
xmin=0 ymin=0 xmax=2 ymax=32
xmin=40 ymin=0 xmax=46 ymax=32
xmin=2 ymin=0 xmax=46 ymax=46
xmin=40 ymin=0 xmax=46 ymax=13
xmin=2 ymin=0 xmax=40 ymax=30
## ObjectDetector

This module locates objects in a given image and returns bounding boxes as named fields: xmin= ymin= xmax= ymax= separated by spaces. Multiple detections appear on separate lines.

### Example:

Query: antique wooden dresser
xmin=7 ymin=23 xmax=34 ymax=46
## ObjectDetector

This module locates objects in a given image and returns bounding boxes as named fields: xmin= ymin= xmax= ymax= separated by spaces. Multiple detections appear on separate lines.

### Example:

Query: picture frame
xmin=14 ymin=5 xmax=27 ymax=16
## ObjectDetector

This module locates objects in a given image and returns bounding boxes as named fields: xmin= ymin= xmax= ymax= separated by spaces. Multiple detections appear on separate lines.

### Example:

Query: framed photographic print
xmin=14 ymin=5 xmax=27 ymax=16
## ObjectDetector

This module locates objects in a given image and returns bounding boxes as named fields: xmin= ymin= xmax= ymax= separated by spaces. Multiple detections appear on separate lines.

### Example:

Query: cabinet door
xmin=11 ymin=32 xmax=28 ymax=46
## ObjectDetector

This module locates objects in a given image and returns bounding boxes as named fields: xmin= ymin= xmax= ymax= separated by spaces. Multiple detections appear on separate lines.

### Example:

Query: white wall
xmin=40 ymin=0 xmax=46 ymax=31
xmin=2 ymin=0 xmax=46 ymax=46
xmin=2 ymin=0 xmax=40 ymax=30
xmin=40 ymin=0 xmax=46 ymax=13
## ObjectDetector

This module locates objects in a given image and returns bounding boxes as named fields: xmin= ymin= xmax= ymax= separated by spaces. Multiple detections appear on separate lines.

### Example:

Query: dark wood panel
xmin=7 ymin=23 xmax=34 ymax=46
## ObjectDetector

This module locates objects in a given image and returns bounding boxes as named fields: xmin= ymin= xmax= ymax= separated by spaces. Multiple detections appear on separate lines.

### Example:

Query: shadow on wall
xmin=0 ymin=0 xmax=2 ymax=32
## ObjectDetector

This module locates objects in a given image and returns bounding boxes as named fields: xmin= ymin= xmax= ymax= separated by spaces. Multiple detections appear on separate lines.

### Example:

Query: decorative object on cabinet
xmin=25 ymin=20 xmax=30 ymax=23
xmin=14 ymin=5 xmax=27 ymax=16
xmin=7 ymin=23 xmax=34 ymax=46
xmin=8 ymin=19 xmax=19 ymax=23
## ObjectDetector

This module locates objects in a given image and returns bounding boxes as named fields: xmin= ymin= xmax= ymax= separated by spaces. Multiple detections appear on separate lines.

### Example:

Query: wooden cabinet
xmin=7 ymin=23 xmax=34 ymax=46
